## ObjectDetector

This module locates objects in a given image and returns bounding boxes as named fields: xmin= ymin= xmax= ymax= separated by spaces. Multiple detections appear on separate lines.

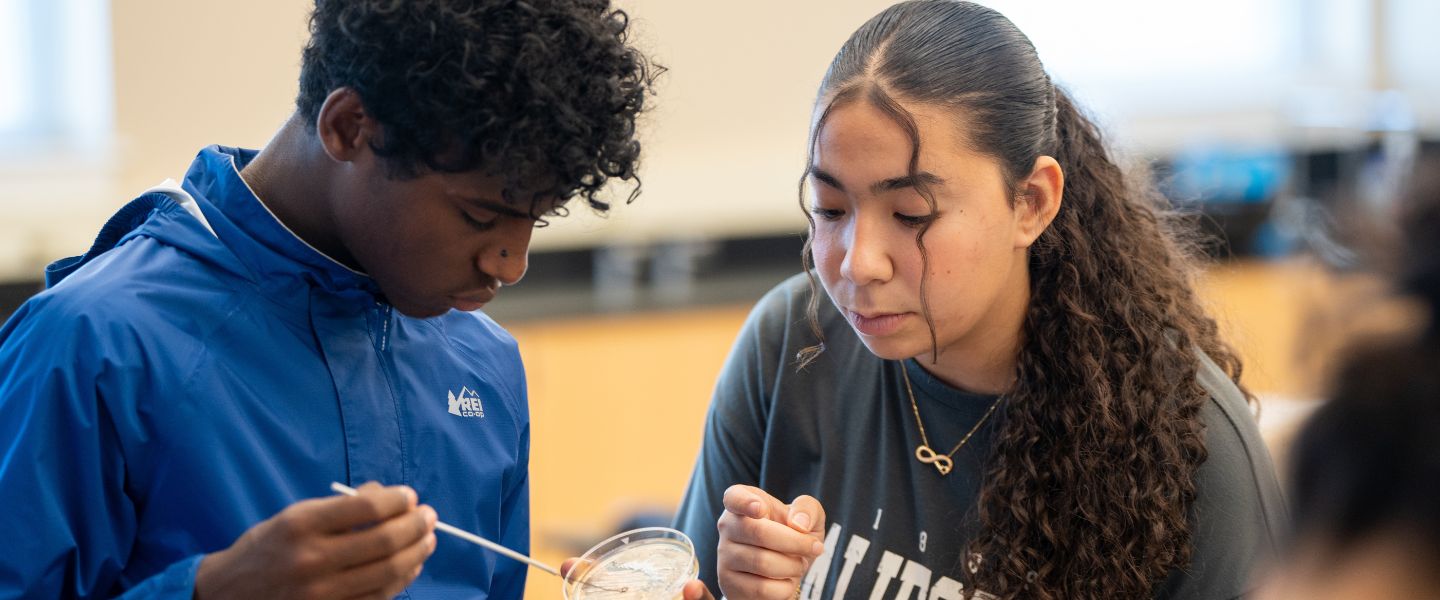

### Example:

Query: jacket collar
xmin=182 ymin=145 xmax=382 ymax=303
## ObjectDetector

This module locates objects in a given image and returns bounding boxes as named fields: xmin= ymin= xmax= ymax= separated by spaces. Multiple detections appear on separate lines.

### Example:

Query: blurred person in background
xmin=1256 ymin=159 xmax=1440 ymax=599
xmin=0 ymin=0 xmax=653 ymax=598
xmin=673 ymin=1 xmax=1285 ymax=599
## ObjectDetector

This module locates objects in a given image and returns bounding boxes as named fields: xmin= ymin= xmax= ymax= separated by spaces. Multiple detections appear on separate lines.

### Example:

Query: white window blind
xmin=0 ymin=0 xmax=112 ymax=152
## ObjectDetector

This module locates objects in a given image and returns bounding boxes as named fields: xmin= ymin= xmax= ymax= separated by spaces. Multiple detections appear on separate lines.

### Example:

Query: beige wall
xmin=0 ymin=1 xmax=916 ymax=280
xmin=110 ymin=1 xmax=310 ymax=194
xmin=6 ymin=1 xmax=1431 ymax=280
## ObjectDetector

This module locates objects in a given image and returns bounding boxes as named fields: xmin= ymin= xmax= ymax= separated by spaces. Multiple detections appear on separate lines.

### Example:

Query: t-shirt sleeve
xmin=673 ymin=281 xmax=799 ymax=596
xmin=1156 ymin=358 xmax=1288 ymax=600
xmin=0 ymin=297 xmax=196 ymax=599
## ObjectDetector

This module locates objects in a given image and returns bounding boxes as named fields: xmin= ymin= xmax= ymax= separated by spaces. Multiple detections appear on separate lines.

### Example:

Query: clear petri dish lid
xmin=563 ymin=527 xmax=700 ymax=600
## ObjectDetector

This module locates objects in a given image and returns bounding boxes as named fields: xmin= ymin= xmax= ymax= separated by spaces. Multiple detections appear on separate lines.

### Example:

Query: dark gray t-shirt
xmin=674 ymin=274 xmax=1287 ymax=599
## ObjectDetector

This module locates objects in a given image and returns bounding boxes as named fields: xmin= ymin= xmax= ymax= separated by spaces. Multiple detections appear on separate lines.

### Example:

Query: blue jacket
xmin=0 ymin=146 xmax=530 ymax=599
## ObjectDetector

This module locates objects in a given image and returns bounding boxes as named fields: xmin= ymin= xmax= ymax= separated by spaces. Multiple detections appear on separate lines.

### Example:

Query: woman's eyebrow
xmin=808 ymin=167 xmax=846 ymax=192
xmin=871 ymin=171 xmax=944 ymax=193
xmin=808 ymin=166 xmax=945 ymax=194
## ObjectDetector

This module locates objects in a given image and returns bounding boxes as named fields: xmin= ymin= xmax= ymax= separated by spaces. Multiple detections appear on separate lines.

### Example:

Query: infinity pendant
xmin=915 ymin=444 xmax=953 ymax=475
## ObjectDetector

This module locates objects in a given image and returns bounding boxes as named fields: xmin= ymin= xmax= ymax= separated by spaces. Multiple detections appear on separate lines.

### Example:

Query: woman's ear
xmin=314 ymin=87 xmax=378 ymax=163
xmin=1013 ymin=155 xmax=1063 ymax=248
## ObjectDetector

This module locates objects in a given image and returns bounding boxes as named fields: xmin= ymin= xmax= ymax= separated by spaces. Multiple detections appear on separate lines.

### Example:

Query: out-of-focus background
xmin=2 ymin=1 xmax=1438 ymax=598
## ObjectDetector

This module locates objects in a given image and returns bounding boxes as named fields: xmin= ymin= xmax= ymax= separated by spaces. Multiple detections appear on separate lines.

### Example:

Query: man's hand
xmin=715 ymin=484 xmax=826 ymax=600
xmin=195 ymin=482 xmax=438 ymax=600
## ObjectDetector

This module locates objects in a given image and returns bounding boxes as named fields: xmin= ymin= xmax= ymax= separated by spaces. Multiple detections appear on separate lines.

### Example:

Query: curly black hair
xmin=297 ymin=0 xmax=657 ymax=214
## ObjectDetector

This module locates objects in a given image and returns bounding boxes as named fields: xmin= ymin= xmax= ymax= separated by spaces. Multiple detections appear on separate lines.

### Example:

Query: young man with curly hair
xmin=0 ymin=1 xmax=653 ymax=598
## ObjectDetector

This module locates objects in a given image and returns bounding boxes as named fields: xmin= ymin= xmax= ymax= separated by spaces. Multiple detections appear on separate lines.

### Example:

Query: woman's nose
xmin=839 ymin=216 xmax=893 ymax=285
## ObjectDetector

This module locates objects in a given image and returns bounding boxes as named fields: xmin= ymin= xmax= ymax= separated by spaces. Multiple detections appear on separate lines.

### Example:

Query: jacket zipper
xmin=375 ymin=301 xmax=392 ymax=352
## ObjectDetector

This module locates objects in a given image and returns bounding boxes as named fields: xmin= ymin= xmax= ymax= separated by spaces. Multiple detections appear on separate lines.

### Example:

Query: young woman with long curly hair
xmin=674 ymin=2 xmax=1286 ymax=599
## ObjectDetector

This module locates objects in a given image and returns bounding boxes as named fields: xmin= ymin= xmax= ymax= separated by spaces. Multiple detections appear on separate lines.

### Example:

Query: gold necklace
xmin=900 ymin=361 xmax=1005 ymax=476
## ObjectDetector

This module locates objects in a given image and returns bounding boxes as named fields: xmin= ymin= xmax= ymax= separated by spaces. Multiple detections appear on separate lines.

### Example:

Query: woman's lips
xmin=848 ymin=310 xmax=909 ymax=336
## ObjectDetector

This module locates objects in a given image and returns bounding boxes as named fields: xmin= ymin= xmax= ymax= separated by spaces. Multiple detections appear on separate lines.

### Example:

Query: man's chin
xmin=388 ymin=299 xmax=453 ymax=319
xmin=383 ymin=291 xmax=492 ymax=318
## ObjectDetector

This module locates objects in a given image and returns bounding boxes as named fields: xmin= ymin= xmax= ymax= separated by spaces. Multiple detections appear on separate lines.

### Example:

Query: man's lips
xmin=450 ymin=292 xmax=497 ymax=311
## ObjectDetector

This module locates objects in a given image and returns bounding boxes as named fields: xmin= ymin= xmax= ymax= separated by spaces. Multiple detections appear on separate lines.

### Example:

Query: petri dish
xmin=563 ymin=527 xmax=700 ymax=600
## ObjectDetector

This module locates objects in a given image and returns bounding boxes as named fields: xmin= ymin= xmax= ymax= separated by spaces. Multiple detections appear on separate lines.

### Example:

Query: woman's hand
xmin=715 ymin=484 xmax=827 ymax=600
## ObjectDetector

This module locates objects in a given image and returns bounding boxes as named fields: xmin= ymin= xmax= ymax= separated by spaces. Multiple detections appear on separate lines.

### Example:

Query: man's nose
xmin=482 ymin=221 xmax=534 ymax=286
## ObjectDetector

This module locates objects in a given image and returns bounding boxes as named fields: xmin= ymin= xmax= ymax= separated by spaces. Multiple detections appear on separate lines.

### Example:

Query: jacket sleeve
xmin=672 ymin=286 xmax=790 ymax=597
xmin=111 ymin=558 xmax=203 ymax=599
xmin=489 ymin=419 xmax=531 ymax=600
xmin=0 ymin=298 xmax=199 ymax=600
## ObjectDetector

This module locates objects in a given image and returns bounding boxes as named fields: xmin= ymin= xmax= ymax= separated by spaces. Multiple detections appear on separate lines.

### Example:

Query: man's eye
xmin=461 ymin=210 xmax=498 ymax=231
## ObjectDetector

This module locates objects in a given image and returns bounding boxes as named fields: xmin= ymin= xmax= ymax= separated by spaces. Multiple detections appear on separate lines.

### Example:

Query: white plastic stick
xmin=329 ymin=482 xmax=560 ymax=577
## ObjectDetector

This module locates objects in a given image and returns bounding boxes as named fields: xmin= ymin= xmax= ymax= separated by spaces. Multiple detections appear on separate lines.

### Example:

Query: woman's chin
xmin=853 ymin=335 xmax=922 ymax=362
